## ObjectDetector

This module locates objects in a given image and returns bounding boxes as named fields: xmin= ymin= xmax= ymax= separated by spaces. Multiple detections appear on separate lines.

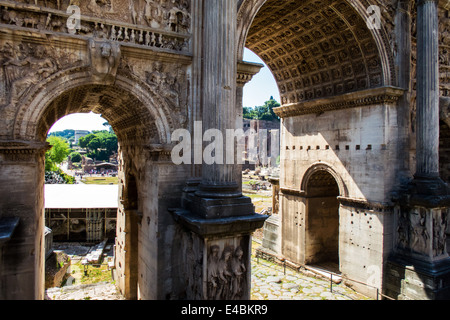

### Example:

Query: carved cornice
xmin=337 ymin=196 xmax=394 ymax=212
xmin=273 ymin=86 xmax=405 ymax=118
xmin=237 ymin=60 xmax=264 ymax=86
xmin=0 ymin=140 xmax=49 ymax=162
xmin=280 ymin=188 xmax=305 ymax=197
xmin=0 ymin=140 xmax=49 ymax=152
xmin=143 ymin=143 xmax=176 ymax=163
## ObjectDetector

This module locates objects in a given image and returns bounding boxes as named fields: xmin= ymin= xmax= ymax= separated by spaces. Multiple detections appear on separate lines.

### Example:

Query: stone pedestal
xmin=172 ymin=178 xmax=267 ymax=300
xmin=261 ymin=215 xmax=281 ymax=255
xmin=171 ymin=207 xmax=266 ymax=300
xmin=386 ymin=203 xmax=450 ymax=299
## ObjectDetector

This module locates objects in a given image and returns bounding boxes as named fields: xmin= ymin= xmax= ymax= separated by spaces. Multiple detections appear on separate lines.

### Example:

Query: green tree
xmin=79 ymin=131 xmax=118 ymax=161
xmin=243 ymin=97 xmax=280 ymax=121
xmin=45 ymin=136 xmax=70 ymax=171
xmin=70 ymin=152 xmax=82 ymax=163
xmin=78 ymin=133 xmax=96 ymax=149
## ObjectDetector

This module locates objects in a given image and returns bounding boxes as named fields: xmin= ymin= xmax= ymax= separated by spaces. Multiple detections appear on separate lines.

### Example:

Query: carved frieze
xmin=4 ymin=0 xmax=191 ymax=32
xmin=0 ymin=1 xmax=190 ymax=53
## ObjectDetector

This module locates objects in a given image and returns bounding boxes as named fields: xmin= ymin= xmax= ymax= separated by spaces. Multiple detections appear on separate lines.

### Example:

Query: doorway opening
xmin=305 ymin=170 xmax=340 ymax=274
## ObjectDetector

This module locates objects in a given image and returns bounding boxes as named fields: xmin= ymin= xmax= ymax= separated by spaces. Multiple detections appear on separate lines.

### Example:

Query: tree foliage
xmin=78 ymin=130 xmax=118 ymax=161
xmin=243 ymin=97 xmax=280 ymax=121
xmin=70 ymin=152 xmax=82 ymax=163
xmin=48 ymin=129 xmax=75 ymax=140
xmin=45 ymin=136 xmax=70 ymax=171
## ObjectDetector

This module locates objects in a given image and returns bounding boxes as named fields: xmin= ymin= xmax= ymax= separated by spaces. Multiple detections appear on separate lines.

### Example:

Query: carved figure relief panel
xmin=396 ymin=207 xmax=449 ymax=259
xmin=206 ymin=239 xmax=249 ymax=300
xmin=245 ymin=0 xmax=385 ymax=106
xmin=119 ymin=56 xmax=190 ymax=127
xmin=0 ymin=40 xmax=84 ymax=107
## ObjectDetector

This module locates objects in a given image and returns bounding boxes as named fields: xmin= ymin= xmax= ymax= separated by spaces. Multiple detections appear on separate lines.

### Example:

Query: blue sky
xmin=49 ymin=49 xmax=279 ymax=133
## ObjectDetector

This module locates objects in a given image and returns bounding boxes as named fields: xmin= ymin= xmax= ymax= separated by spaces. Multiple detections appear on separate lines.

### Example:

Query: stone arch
xmin=237 ymin=0 xmax=397 ymax=105
xmin=301 ymin=162 xmax=348 ymax=198
xmin=12 ymin=66 xmax=176 ymax=145
xmin=6 ymin=64 xmax=181 ymax=300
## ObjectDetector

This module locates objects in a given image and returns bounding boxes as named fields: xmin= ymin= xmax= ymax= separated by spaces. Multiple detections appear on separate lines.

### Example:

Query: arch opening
xmin=39 ymin=83 xmax=159 ymax=300
xmin=304 ymin=169 xmax=340 ymax=269
xmin=242 ymin=0 xmax=390 ymax=107
xmin=37 ymin=84 xmax=160 ymax=146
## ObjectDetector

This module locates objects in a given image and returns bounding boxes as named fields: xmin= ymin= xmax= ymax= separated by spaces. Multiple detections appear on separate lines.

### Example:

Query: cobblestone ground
xmin=250 ymin=256 xmax=371 ymax=301
xmin=46 ymin=282 xmax=125 ymax=300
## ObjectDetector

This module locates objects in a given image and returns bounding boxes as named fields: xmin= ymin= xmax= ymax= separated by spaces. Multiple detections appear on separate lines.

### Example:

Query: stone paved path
xmin=250 ymin=256 xmax=371 ymax=300
xmin=46 ymin=282 xmax=125 ymax=300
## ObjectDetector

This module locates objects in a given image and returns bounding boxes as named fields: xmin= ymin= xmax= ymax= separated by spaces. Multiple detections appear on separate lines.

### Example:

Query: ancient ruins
xmin=0 ymin=0 xmax=449 ymax=300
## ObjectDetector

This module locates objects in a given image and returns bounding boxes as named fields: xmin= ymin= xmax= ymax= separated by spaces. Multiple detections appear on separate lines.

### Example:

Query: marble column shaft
xmin=415 ymin=0 xmax=440 ymax=179
xmin=199 ymin=0 xmax=239 ymax=193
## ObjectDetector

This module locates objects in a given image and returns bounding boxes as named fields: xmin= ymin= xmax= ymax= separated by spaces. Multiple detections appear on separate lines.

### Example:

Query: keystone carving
xmin=89 ymin=39 xmax=121 ymax=83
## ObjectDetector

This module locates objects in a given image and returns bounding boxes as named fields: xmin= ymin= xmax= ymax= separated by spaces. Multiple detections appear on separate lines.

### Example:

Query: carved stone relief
xmin=119 ymin=57 xmax=189 ymax=126
xmin=89 ymin=39 xmax=121 ymax=83
xmin=0 ymin=2 xmax=190 ymax=53
xmin=0 ymin=39 xmax=86 ymax=107
xmin=438 ymin=6 xmax=450 ymax=97
xmin=396 ymin=207 xmax=449 ymax=259
xmin=206 ymin=243 xmax=247 ymax=300
xmin=7 ymin=0 xmax=191 ymax=32
xmin=0 ymin=42 xmax=55 ymax=105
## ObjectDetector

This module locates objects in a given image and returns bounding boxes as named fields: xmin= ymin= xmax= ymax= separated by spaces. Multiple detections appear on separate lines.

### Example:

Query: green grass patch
xmin=82 ymin=176 xmax=118 ymax=185
xmin=71 ymin=262 xmax=112 ymax=285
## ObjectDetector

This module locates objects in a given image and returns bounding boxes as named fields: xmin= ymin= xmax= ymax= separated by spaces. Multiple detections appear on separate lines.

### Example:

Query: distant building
xmin=74 ymin=130 xmax=91 ymax=145
xmin=45 ymin=184 xmax=118 ymax=242
xmin=243 ymin=119 xmax=280 ymax=168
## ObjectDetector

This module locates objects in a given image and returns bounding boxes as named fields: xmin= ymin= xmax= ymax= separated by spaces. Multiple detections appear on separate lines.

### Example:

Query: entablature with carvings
xmin=0 ymin=0 xmax=191 ymax=55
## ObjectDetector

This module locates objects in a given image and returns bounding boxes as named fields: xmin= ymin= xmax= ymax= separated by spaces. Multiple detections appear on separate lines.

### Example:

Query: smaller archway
xmin=304 ymin=168 xmax=341 ymax=268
